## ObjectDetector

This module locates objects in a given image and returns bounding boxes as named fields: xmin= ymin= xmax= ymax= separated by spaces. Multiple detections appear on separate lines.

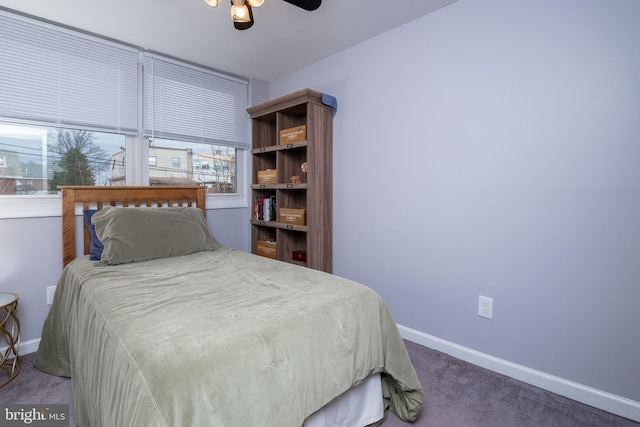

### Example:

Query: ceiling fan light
xmin=231 ymin=4 xmax=251 ymax=22
xmin=246 ymin=0 xmax=265 ymax=7
xmin=203 ymin=0 xmax=220 ymax=7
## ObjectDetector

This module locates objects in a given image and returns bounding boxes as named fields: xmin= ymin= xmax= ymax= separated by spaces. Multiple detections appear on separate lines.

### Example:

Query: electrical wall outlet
xmin=478 ymin=295 xmax=493 ymax=319
xmin=47 ymin=286 xmax=56 ymax=305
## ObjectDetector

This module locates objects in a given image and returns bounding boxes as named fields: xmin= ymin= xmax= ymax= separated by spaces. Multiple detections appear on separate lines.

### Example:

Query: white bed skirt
xmin=303 ymin=374 xmax=383 ymax=427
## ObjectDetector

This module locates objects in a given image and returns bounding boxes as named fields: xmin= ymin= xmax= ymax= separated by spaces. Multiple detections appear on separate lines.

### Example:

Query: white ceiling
xmin=0 ymin=0 xmax=459 ymax=81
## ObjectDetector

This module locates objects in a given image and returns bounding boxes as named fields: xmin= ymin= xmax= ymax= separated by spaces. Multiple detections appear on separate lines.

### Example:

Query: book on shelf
xmin=254 ymin=196 xmax=277 ymax=221
xmin=268 ymin=196 xmax=276 ymax=220
xmin=263 ymin=197 xmax=271 ymax=221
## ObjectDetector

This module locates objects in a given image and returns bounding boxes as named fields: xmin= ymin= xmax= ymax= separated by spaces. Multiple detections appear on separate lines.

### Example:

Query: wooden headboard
xmin=60 ymin=186 xmax=207 ymax=268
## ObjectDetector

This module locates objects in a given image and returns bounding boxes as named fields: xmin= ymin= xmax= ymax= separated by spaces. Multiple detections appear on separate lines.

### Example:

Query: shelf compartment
xmin=252 ymin=224 xmax=275 ymax=243
xmin=277 ymin=228 xmax=307 ymax=266
xmin=279 ymin=147 xmax=307 ymax=185
xmin=277 ymin=189 xmax=306 ymax=212
xmin=252 ymin=189 xmax=276 ymax=222
xmin=251 ymin=116 xmax=277 ymax=150
xmin=277 ymin=108 xmax=307 ymax=134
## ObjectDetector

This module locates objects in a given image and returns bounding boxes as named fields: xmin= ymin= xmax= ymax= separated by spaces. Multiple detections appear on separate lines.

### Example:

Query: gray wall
xmin=269 ymin=0 xmax=640 ymax=403
xmin=0 ymin=208 xmax=249 ymax=348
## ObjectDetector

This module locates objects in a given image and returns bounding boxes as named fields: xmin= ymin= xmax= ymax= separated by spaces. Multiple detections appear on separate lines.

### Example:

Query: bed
xmin=35 ymin=186 xmax=423 ymax=427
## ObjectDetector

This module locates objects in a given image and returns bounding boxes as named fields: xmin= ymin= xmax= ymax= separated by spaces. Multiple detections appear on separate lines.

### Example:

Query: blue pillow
xmin=83 ymin=210 xmax=104 ymax=260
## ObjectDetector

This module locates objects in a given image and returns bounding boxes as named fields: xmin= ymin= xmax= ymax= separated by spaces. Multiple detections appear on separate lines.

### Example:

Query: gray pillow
xmin=91 ymin=206 xmax=221 ymax=265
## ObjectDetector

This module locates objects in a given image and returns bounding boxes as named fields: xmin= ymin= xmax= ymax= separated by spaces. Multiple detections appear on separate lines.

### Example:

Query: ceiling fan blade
xmin=282 ymin=0 xmax=321 ymax=11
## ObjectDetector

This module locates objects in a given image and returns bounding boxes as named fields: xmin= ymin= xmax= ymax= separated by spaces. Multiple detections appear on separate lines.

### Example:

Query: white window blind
xmin=0 ymin=11 xmax=138 ymax=134
xmin=143 ymin=53 xmax=249 ymax=149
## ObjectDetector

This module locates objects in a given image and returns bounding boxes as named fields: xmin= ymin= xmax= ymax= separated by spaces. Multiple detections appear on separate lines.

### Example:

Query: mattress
xmin=304 ymin=374 xmax=383 ymax=427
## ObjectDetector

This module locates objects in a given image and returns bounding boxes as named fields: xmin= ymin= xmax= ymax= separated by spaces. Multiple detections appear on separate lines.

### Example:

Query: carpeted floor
xmin=1 ymin=341 xmax=637 ymax=427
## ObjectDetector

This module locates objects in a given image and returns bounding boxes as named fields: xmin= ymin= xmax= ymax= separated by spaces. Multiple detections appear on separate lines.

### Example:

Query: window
xmin=143 ymin=53 xmax=248 ymax=193
xmin=148 ymin=138 xmax=236 ymax=193
xmin=0 ymin=123 xmax=126 ymax=194
xmin=0 ymin=10 xmax=249 ymax=216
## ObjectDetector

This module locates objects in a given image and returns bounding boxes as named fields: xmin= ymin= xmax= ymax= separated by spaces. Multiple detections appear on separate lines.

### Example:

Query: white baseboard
xmin=0 ymin=338 xmax=41 ymax=358
xmin=398 ymin=324 xmax=640 ymax=423
xmin=20 ymin=338 xmax=41 ymax=355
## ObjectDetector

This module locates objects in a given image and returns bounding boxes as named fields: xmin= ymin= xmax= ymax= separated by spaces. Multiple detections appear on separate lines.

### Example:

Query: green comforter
xmin=35 ymin=248 xmax=423 ymax=426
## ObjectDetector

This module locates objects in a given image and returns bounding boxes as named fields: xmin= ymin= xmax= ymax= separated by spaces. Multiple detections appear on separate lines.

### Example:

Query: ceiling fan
xmin=203 ymin=0 xmax=322 ymax=30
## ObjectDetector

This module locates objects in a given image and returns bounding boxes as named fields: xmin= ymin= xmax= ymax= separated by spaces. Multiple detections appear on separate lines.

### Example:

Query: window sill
xmin=0 ymin=195 xmax=61 ymax=219
xmin=0 ymin=193 xmax=248 ymax=219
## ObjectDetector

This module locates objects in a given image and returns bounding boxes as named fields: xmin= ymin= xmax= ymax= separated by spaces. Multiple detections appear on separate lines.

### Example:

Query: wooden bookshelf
xmin=247 ymin=89 xmax=333 ymax=273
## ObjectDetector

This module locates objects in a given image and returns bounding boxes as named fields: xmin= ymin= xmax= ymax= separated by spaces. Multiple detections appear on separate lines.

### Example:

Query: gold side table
xmin=0 ymin=292 xmax=20 ymax=388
